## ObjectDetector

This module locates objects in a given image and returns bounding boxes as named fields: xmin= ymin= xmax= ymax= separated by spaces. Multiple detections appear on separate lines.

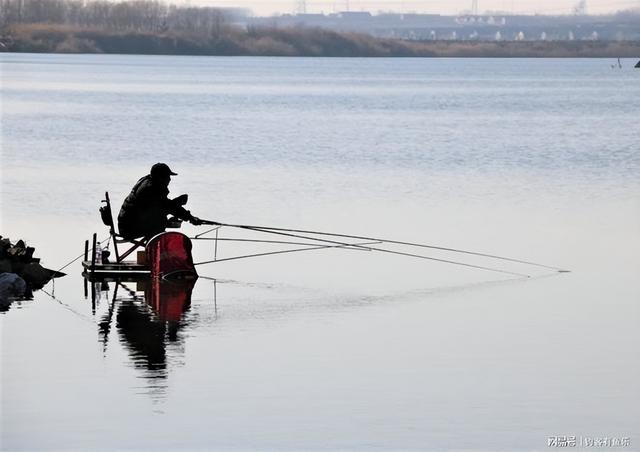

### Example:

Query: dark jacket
xmin=118 ymin=175 xmax=192 ymax=240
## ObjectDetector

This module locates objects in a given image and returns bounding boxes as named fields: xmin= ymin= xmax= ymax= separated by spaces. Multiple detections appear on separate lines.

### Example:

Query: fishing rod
xmin=198 ymin=220 xmax=568 ymax=273
xmin=191 ymin=237 xmax=377 ymax=247
xmin=194 ymin=240 xmax=381 ymax=266
xmin=196 ymin=221 xmax=531 ymax=278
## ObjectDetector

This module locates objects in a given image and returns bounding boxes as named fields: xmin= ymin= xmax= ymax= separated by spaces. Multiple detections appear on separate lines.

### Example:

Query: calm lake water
xmin=1 ymin=54 xmax=639 ymax=451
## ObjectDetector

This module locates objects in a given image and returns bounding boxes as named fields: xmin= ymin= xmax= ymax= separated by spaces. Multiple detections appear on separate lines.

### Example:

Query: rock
xmin=0 ymin=237 xmax=11 ymax=255
xmin=0 ymin=273 xmax=27 ymax=309
xmin=0 ymin=259 xmax=12 ymax=273
xmin=7 ymin=240 xmax=28 ymax=260
xmin=21 ymin=263 xmax=54 ymax=290
xmin=0 ymin=237 xmax=65 ymax=293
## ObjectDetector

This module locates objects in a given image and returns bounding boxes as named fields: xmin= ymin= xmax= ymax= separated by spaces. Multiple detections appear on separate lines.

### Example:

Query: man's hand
xmin=189 ymin=216 xmax=204 ymax=226
xmin=174 ymin=194 xmax=189 ymax=206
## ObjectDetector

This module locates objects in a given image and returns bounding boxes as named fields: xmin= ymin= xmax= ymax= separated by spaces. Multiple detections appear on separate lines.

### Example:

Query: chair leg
xmin=113 ymin=234 xmax=121 ymax=262
xmin=117 ymin=239 xmax=148 ymax=262
xmin=118 ymin=244 xmax=139 ymax=262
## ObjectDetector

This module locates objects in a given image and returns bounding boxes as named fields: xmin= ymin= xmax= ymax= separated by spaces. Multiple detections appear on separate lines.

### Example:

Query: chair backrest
xmin=100 ymin=192 xmax=115 ymax=229
xmin=100 ymin=192 xmax=121 ymax=261
xmin=100 ymin=191 xmax=149 ymax=263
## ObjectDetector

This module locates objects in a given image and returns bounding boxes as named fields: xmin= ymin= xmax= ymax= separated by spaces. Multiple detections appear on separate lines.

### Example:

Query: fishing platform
xmin=83 ymin=192 xmax=197 ymax=281
xmin=82 ymin=258 xmax=149 ymax=280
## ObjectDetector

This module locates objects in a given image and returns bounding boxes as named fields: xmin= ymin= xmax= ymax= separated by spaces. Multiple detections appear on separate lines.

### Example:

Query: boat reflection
xmin=96 ymin=277 xmax=197 ymax=387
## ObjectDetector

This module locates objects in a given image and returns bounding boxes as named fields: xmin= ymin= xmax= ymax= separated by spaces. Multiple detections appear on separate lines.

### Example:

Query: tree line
xmin=0 ymin=0 xmax=234 ymax=33
xmin=2 ymin=0 xmax=639 ymax=57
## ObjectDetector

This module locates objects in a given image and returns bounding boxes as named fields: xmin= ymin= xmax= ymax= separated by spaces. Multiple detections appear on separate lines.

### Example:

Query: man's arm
xmin=164 ymin=198 xmax=203 ymax=225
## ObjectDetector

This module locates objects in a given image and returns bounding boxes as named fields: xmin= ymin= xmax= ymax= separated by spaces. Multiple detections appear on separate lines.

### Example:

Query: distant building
xmin=338 ymin=11 xmax=371 ymax=19
xmin=247 ymin=10 xmax=640 ymax=41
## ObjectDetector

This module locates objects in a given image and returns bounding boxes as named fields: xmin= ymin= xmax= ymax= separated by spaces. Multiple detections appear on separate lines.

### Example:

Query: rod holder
xmin=91 ymin=233 xmax=97 ymax=272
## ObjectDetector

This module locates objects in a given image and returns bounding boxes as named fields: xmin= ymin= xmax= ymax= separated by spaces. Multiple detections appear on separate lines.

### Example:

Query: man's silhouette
xmin=118 ymin=163 xmax=203 ymax=240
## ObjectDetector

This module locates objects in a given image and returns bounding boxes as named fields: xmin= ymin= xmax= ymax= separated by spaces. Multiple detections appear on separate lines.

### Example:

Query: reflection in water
xmin=97 ymin=278 xmax=197 ymax=389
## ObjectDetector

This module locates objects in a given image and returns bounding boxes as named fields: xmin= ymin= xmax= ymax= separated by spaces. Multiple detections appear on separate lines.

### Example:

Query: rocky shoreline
xmin=0 ymin=236 xmax=65 ymax=309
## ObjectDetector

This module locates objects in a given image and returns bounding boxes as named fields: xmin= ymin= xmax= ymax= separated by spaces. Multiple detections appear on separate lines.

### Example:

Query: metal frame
xmin=100 ymin=191 xmax=148 ymax=263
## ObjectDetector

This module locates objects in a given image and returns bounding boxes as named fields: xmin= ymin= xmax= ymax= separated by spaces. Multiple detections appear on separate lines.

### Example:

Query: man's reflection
xmin=100 ymin=278 xmax=196 ymax=381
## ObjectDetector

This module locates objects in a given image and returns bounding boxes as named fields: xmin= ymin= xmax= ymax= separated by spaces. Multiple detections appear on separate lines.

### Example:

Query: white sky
xmin=184 ymin=0 xmax=640 ymax=16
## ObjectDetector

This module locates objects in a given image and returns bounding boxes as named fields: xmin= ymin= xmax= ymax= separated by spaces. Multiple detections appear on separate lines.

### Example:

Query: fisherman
xmin=118 ymin=163 xmax=203 ymax=240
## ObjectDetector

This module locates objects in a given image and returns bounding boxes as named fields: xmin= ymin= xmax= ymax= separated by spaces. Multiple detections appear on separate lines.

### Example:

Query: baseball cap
xmin=150 ymin=163 xmax=178 ymax=177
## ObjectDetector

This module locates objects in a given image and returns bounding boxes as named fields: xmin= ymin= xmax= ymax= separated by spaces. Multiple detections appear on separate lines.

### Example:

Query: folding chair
xmin=99 ymin=192 xmax=148 ymax=263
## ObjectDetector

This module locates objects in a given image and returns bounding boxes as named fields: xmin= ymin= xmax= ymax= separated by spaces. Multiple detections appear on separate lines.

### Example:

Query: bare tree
xmin=1 ymin=0 xmax=231 ymax=33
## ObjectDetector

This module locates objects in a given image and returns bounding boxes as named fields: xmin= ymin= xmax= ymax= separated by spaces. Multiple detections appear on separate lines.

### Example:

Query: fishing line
xmin=194 ymin=225 xmax=221 ymax=239
xmin=53 ymin=235 xmax=111 ymax=274
xmin=199 ymin=223 xmax=530 ymax=278
xmin=53 ymin=252 xmax=84 ymax=273
xmin=194 ymin=240 xmax=380 ymax=266
xmin=40 ymin=287 xmax=95 ymax=323
xmin=207 ymin=221 xmax=567 ymax=272
xmin=247 ymin=226 xmax=531 ymax=278
xmin=191 ymin=237 xmax=372 ymax=247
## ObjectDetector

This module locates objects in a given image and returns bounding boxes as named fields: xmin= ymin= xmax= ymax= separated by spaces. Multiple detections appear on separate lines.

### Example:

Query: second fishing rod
xmin=194 ymin=219 xmax=569 ymax=274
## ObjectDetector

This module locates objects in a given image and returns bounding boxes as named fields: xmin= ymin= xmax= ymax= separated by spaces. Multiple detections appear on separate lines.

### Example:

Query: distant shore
xmin=2 ymin=24 xmax=640 ymax=58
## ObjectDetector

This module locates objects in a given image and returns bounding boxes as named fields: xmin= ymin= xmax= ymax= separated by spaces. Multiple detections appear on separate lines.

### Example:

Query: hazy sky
xmin=185 ymin=0 xmax=640 ymax=16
